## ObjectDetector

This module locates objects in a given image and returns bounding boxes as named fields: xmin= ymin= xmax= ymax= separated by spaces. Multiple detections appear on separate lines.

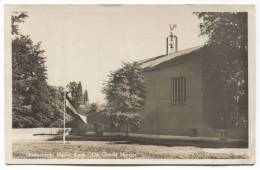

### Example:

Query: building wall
xmin=140 ymin=56 xmax=210 ymax=136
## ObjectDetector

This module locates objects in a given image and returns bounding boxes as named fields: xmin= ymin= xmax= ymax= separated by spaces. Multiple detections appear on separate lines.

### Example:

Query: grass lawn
xmin=13 ymin=140 xmax=248 ymax=159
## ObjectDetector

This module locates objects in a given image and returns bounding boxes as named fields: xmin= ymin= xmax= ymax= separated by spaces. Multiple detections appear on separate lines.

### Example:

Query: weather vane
xmin=166 ymin=24 xmax=178 ymax=55
xmin=169 ymin=24 xmax=177 ymax=32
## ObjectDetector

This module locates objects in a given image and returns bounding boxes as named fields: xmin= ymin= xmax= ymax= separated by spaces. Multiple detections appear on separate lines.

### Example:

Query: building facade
xmin=138 ymin=32 xmax=248 ymax=140
xmin=140 ymin=46 xmax=209 ymax=136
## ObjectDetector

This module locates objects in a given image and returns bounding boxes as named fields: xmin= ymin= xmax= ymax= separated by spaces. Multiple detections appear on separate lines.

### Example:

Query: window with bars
xmin=171 ymin=77 xmax=186 ymax=104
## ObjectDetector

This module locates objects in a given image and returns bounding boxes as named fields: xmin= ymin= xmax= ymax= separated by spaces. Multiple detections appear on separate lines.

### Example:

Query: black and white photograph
xmin=4 ymin=4 xmax=255 ymax=164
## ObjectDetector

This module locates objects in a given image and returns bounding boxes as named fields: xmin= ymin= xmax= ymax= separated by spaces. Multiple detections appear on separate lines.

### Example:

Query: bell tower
xmin=166 ymin=24 xmax=178 ymax=55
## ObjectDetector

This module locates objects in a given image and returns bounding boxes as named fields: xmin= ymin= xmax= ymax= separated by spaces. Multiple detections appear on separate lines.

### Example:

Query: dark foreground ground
xmin=13 ymin=136 xmax=248 ymax=159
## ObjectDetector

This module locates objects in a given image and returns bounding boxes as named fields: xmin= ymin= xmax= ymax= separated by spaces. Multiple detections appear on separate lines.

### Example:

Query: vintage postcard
xmin=5 ymin=4 xmax=255 ymax=164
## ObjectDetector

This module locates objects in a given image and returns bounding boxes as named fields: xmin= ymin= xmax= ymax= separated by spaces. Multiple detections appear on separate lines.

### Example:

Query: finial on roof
xmin=166 ymin=24 xmax=178 ymax=55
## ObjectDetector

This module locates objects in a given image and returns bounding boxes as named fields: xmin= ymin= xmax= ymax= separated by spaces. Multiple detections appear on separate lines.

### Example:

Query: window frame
xmin=171 ymin=76 xmax=187 ymax=105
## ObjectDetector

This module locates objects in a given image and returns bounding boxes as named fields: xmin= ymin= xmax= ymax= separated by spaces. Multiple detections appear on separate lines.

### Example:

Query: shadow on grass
xmin=47 ymin=134 xmax=248 ymax=148
xmin=111 ymin=138 xmax=248 ymax=148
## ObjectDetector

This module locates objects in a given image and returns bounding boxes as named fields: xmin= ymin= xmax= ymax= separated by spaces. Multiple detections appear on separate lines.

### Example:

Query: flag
xmin=65 ymin=96 xmax=88 ymax=124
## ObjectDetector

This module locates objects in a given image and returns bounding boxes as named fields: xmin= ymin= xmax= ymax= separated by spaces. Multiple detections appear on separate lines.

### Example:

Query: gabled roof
xmin=139 ymin=45 xmax=204 ymax=71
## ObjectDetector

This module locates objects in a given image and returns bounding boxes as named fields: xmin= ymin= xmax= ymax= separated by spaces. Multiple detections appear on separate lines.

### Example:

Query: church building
xmin=138 ymin=27 xmax=248 ymax=140
xmin=78 ymin=26 xmax=247 ymax=141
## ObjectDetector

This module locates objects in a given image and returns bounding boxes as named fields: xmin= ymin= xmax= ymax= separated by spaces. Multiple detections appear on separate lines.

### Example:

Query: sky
xmin=16 ymin=5 xmax=208 ymax=103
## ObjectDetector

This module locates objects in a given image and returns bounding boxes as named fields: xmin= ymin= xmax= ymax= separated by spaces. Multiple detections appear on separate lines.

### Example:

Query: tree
xmin=83 ymin=90 xmax=89 ymax=104
xmin=11 ymin=12 xmax=28 ymax=35
xmin=195 ymin=12 xmax=248 ymax=129
xmin=66 ymin=81 xmax=85 ymax=107
xmin=48 ymin=86 xmax=67 ymax=127
xmin=102 ymin=62 xmax=145 ymax=135
xmin=12 ymin=12 xmax=54 ymax=128
xmin=66 ymin=81 xmax=80 ymax=107
xmin=77 ymin=81 xmax=83 ymax=105
xmin=88 ymin=103 xmax=98 ymax=113
xmin=195 ymin=12 xmax=247 ymax=50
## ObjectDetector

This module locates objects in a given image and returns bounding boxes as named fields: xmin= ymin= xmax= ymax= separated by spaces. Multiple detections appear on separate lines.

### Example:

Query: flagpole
xmin=63 ymin=90 xmax=66 ymax=144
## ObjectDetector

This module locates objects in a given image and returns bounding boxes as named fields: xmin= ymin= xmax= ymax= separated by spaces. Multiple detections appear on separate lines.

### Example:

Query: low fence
xmin=11 ymin=128 xmax=71 ymax=141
